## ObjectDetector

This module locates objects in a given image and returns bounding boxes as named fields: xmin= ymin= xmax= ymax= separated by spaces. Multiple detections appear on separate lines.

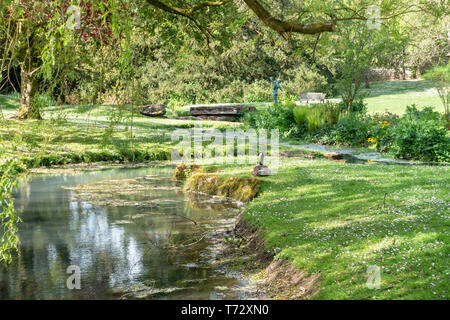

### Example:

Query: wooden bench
xmin=188 ymin=103 xmax=257 ymax=121
xmin=299 ymin=92 xmax=326 ymax=104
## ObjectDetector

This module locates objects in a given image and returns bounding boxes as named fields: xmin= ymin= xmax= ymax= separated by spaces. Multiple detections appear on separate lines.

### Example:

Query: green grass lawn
xmin=248 ymin=80 xmax=443 ymax=116
xmin=0 ymin=93 xmax=20 ymax=113
xmin=0 ymin=97 xmax=247 ymax=167
xmin=210 ymin=159 xmax=449 ymax=299
xmin=362 ymin=80 xmax=444 ymax=115
xmin=0 ymin=106 xmax=244 ymax=167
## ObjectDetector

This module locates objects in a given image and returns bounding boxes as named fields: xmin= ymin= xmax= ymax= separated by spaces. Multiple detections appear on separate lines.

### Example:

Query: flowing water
xmin=0 ymin=166 xmax=254 ymax=300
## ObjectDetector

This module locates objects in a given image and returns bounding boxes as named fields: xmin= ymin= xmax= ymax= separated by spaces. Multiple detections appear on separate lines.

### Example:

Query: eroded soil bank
xmin=177 ymin=163 xmax=321 ymax=300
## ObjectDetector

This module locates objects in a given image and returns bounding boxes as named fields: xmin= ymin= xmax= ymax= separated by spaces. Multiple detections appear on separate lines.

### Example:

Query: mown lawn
xmin=362 ymin=80 xmax=444 ymax=115
xmin=0 ymin=98 xmax=244 ymax=166
xmin=210 ymin=159 xmax=449 ymax=299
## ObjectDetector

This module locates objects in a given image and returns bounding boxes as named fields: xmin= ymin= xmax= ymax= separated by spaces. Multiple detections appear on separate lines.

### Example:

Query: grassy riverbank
xmin=1 ymin=98 xmax=448 ymax=300
xmin=202 ymin=159 xmax=449 ymax=300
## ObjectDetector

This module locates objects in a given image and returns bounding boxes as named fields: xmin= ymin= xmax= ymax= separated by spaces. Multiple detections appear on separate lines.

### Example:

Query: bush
xmin=368 ymin=112 xmax=399 ymax=152
xmin=316 ymin=114 xmax=372 ymax=146
xmin=389 ymin=106 xmax=449 ymax=162
xmin=174 ymin=105 xmax=191 ymax=117
xmin=242 ymin=99 xmax=299 ymax=138
xmin=166 ymin=92 xmax=190 ymax=117
xmin=333 ymin=114 xmax=371 ymax=145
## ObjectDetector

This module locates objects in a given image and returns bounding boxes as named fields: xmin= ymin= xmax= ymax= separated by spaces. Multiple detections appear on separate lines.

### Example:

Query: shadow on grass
xmin=246 ymin=162 xmax=448 ymax=298
xmin=361 ymin=80 xmax=437 ymax=98
xmin=0 ymin=94 xmax=20 ymax=110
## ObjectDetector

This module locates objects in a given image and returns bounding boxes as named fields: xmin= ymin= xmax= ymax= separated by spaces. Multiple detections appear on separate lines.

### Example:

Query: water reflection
xmin=0 ymin=166 xmax=243 ymax=300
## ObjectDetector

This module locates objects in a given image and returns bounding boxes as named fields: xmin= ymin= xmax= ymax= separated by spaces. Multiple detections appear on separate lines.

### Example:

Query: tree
xmin=423 ymin=62 xmax=450 ymax=127
xmin=0 ymin=0 xmax=116 ymax=119
xmin=320 ymin=19 xmax=394 ymax=114
xmin=334 ymin=25 xmax=374 ymax=114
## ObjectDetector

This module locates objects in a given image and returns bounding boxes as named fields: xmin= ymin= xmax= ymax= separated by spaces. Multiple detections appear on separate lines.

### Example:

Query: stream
xmin=0 ymin=166 xmax=256 ymax=300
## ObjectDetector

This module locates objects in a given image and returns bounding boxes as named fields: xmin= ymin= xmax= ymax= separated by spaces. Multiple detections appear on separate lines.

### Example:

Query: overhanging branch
xmin=144 ymin=0 xmax=233 ymax=45
xmin=144 ymin=0 xmax=336 ymax=40
xmin=242 ymin=0 xmax=335 ymax=39
xmin=144 ymin=0 xmax=233 ymax=18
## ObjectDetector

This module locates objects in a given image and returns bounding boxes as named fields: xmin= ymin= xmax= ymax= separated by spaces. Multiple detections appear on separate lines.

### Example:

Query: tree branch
xmin=242 ymin=0 xmax=335 ymax=39
xmin=144 ymin=0 xmax=233 ymax=18
xmin=144 ymin=0 xmax=418 ymax=40
xmin=144 ymin=0 xmax=336 ymax=39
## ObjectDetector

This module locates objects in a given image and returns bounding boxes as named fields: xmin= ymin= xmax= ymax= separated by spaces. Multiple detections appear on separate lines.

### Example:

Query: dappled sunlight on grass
xmin=239 ymin=158 xmax=449 ymax=299
xmin=361 ymin=80 xmax=443 ymax=115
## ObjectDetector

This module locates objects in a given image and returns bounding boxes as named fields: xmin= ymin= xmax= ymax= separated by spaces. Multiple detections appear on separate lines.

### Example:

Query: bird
xmin=252 ymin=152 xmax=271 ymax=176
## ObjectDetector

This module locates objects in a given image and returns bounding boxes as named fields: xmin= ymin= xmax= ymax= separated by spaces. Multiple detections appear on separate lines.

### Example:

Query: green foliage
xmin=339 ymin=99 xmax=367 ymax=116
xmin=305 ymin=107 xmax=325 ymax=132
xmin=293 ymin=105 xmax=308 ymax=125
xmin=68 ymin=19 xmax=327 ymax=106
xmin=315 ymin=114 xmax=372 ymax=146
xmin=310 ymin=105 xmax=449 ymax=162
xmin=166 ymin=93 xmax=190 ymax=117
xmin=388 ymin=106 xmax=449 ymax=162
xmin=422 ymin=63 xmax=449 ymax=124
xmin=242 ymin=100 xmax=299 ymax=138
xmin=173 ymin=106 xmax=191 ymax=117
xmin=368 ymin=112 xmax=399 ymax=152
xmin=294 ymin=102 xmax=342 ymax=132
xmin=0 ymin=160 xmax=23 ymax=266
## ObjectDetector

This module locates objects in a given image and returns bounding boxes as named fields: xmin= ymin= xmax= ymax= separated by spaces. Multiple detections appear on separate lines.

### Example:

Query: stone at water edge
xmin=141 ymin=104 xmax=166 ymax=117
xmin=252 ymin=165 xmax=271 ymax=176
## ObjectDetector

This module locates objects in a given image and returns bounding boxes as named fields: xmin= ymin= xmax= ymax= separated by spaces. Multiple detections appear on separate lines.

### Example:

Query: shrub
xmin=166 ymin=92 xmax=190 ymax=117
xmin=367 ymin=112 xmax=399 ymax=152
xmin=314 ymin=114 xmax=372 ymax=146
xmin=243 ymin=80 xmax=273 ymax=102
xmin=389 ymin=106 xmax=449 ymax=162
xmin=242 ymin=99 xmax=298 ymax=138
xmin=174 ymin=105 xmax=191 ymax=117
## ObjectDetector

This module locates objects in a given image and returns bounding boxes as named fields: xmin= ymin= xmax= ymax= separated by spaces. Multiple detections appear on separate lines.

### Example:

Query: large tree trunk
xmin=15 ymin=67 xmax=41 ymax=119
